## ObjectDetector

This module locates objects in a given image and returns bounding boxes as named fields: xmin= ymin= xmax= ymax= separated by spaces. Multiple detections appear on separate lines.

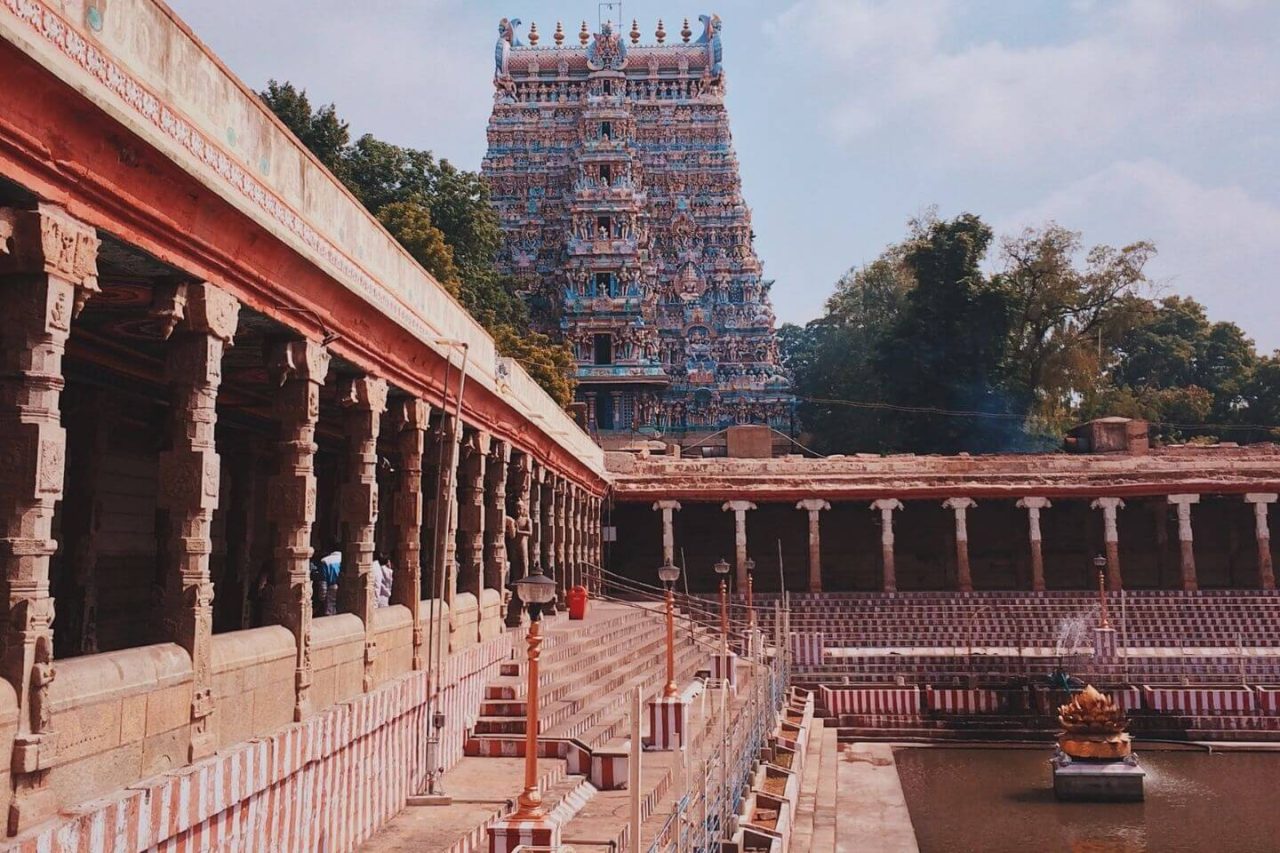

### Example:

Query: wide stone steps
xmin=474 ymin=619 xmax=677 ymax=737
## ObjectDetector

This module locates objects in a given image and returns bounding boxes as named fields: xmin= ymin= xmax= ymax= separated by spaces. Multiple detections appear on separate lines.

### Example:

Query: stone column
xmin=553 ymin=478 xmax=568 ymax=602
xmin=942 ymin=498 xmax=977 ymax=592
xmin=538 ymin=468 xmax=553 ymax=572
xmin=721 ymin=500 xmax=757 ymax=589
xmin=653 ymin=500 xmax=682 ymax=566
xmin=528 ymin=461 xmax=542 ymax=570
xmin=457 ymin=429 xmax=489 ymax=600
xmin=266 ymin=339 xmax=331 ymax=723
xmin=392 ymin=398 xmax=429 ymax=669
xmin=155 ymin=282 xmax=239 ymax=762
xmin=1245 ymin=493 xmax=1277 ymax=590
xmin=794 ymin=499 xmax=830 ymax=593
xmin=1090 ymin=497 xmax=1125 ymax=591
xmin=564 ymin=486 xmax=577 ymax=589
xmin=338 ymin=376 xmax=387 ymax=692
xmin=870 ymin=499 xmax=903 ymax=593
xmin=1016 ymin=497 xmax=1051 ymax=592
xmin=484 ymin=438 xmax=510 ymax=594
xmin=0 ymin=204 xmax=100 ymax=833
xmin=1167 ymin=494 xmax=1200 ymax=591
xmin=429 ymin=412 xmax=462 ymax=608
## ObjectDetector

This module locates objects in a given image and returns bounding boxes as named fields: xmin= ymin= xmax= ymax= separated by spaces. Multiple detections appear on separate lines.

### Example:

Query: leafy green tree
xmin=1108 ymin=296 xmax=1257 ymax=430
xmin=996 ymin=224 xmax=1153 ymax=428
xmin=873 ymin=212 xmax=1020 ymax=452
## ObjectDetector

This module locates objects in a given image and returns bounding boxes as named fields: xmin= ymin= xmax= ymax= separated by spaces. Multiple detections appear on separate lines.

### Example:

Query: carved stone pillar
xmin=266 ymin=339 xmax=330 ymax=722
xmin=538 ymin=468 xmax=553 ymax=572
xmin=505 ymin=453 xmax=533 ymax=627
xmin=1090 ymin=497 xmax=1125 ymax=590
xmin=337 ymin=377 xmax=387 ymax=692
xmin=553 ymin=478 xmax=568 ymax=602
xmin=392 ymin=399 xmax=429 ymax=669
xmin=484 ymin=438 xmax=510 ymax=595
xmin=1016 ymin=497 xmax=1051 ymax=592
xmin=1245 ymin=494 xmax=1277 ymax=590
xmin=457 ymin=429 xmax=489 ymax=601
xmin=529 ymin=462 xmax=543 ymax=570
xmin=721 ymin=500 xmax=757 ymax=588
xmin=156 ymin=282 xmax=239 ymax=762
xmin=0 ymin=204 xmax=100 ymax=833
xmin=1167 ymin=494 xmax=1200 ymax=591
xmin=795 ymin=499 xmax=830 ymax=592
xmin=429 ymin=412 xmax=462 ymax=609
xmin=653 ymin=500 xmax=681 ymax=566
xmin=942 ymin=497 xmax=976 ymax=592
xmin=870 ymin=499 xmax=903 ymax=593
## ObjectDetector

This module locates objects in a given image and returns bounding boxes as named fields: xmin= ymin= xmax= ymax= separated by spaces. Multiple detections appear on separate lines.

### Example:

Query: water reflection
xmin=895 ymin=748 xmax=1280 ymax=853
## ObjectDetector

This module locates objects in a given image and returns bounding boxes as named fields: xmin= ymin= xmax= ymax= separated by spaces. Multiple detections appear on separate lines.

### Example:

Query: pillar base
xmin=488 ymin=815 xmax=560 ymax=853
xmin=712 ymin=652 xmax=739 ymax=692
xmin=8 ymin=785 xmax=58 ymax=837
xmin=1093 ymin=626 xmax=1117 ymax=661
xmin=646 ymin=696 xmax=688 ymax=751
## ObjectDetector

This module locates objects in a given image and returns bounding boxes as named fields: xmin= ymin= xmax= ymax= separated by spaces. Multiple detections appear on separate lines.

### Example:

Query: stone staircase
xmin=364 ymin=601 xmax=716 ymax=852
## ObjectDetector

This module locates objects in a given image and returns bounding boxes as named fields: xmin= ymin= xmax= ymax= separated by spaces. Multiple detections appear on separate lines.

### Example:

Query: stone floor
xmin=791 ymin=721 xmax=920 ymax=853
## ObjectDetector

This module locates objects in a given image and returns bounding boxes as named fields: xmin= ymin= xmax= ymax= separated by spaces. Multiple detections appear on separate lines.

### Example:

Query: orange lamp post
xmin=659 ymin=561 xmax=681 ymax=698
xmin=510 ymin=567 xmax=557 ymax=819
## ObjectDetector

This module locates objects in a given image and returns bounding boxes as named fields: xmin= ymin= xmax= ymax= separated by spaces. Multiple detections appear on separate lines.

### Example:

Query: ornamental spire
xmin=655 ymin=18 xmax=666 ymax=44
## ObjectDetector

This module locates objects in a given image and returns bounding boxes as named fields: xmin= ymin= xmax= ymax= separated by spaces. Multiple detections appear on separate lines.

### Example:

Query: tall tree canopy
xmin=785 ymin=211 xmax=1274 ymax=454
xmin=259 ymin=81 xmax=575 ymax=406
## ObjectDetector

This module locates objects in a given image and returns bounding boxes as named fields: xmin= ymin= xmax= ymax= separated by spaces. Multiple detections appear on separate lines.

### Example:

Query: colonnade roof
xmin=606 ymin=445 xmax=1280 ymax=502
xmin=0 ymin=0 xmax=604 ymax=483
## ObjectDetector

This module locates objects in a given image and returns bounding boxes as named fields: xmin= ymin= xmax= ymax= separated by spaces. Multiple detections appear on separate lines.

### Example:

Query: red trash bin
xmin=567 ymin=585 xmax=589 ymax=620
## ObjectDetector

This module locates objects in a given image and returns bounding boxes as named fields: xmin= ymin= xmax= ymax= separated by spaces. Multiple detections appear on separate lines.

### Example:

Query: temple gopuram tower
xmin=483 ymin=13 xmax=793 ymax=447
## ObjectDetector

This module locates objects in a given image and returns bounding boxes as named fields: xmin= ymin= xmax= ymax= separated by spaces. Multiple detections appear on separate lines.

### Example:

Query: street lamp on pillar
xmin=714 ymin=558 xmax=730 ymax=653
xmin=1093 ymin=553 xmax=1110 ymax=628
xmin=658 ymin=561 xmax=681 ymax=699
xmin=744 ymin=557 xmax=756 ymax=629
xmin=510 ymin=567 xmax=558 ymax=820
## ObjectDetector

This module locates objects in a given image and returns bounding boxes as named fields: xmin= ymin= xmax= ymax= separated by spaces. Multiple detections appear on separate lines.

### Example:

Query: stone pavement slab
xmin=835 ymin=743 xmax=919 ymax=853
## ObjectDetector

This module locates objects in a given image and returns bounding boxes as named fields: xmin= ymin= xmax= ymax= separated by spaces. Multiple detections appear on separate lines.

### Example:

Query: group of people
xmin=310 ymin=544 xmax=396 ymax=617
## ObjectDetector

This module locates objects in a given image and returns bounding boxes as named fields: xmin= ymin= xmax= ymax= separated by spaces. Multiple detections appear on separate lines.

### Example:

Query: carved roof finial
xmin=579 ymin=20 xmax=590 ymax=46
xmin=681 ymin=18 xmax=692 ymax=43
xmin=528 ymin=21 xmax=539 ymax=45
xmin=554 ymin=20 xmax=564 ymax=46
xmin=630 ymin=18 xmax=640 ymax=45
xmin=655 ymin=18 xmax=666 ymax=44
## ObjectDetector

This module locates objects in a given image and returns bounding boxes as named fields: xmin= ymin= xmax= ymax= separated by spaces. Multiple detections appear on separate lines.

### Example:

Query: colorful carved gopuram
xmin=483 ymin=14 xmax=794 ymax=444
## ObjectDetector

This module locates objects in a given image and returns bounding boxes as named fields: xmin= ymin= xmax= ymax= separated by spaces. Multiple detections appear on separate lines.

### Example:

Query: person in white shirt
xmin=374 ymin=553 xmax=394 ymax=607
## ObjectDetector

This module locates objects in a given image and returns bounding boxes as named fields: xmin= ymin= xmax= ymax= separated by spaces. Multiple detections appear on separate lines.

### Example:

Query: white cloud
xmin=1002 ymin=160 xmax=1280 ymax=350
xmin=766 ymin=0 xmax=1280 ymax=167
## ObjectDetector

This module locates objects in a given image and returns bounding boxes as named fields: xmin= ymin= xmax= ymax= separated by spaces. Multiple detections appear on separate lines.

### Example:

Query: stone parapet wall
xmin=310 ymin=614 xmax=369 ymax=712
xmin=371 ymin=605 xmax=414 ymax=689
xmin=210 ymin=626 xmax=296 ymax=753
xmin=46 ymin=643 xmax=193 ymax=811
xmin=9 ymin=627 xmax=514 ymax=852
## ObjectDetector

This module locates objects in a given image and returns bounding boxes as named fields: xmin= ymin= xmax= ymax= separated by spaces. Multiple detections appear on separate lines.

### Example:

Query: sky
xmin=169 ymin=0 xmax=1280 ymax=351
